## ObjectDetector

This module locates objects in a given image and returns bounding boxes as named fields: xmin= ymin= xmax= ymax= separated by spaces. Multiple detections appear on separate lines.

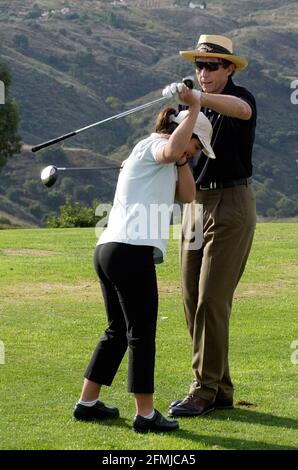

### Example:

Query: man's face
xmin=195 ymin=57 xmax=235 ymax=94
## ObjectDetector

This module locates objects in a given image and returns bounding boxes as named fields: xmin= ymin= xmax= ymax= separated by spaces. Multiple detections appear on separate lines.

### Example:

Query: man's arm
xmin=201 ymin=93 xmax=252 ymax=120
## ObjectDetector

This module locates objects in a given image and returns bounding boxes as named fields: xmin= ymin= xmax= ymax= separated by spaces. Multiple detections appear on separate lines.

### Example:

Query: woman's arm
xmin=175 ymin=159 xmax=196 ymax=203
xmin=155 ymin=88 xmax=201 ymax=164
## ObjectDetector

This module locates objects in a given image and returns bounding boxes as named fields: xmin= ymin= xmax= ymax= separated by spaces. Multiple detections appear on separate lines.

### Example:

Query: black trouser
xmin=84 ymin=242 xmax=158 ymax=393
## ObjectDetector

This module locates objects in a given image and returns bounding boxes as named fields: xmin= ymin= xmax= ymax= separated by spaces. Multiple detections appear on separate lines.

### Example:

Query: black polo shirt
xmin=193 ymin=78 xmax=257 ymax=184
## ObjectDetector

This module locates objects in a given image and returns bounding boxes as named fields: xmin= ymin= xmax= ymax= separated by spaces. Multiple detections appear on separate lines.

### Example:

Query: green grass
xmin=0 ymin=224 xmax=297 ymax=450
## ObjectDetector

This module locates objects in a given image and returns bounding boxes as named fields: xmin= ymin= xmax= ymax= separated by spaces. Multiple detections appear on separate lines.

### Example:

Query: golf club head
xmin=182 ymin=76 xmax=195 ymax=89
xmin=41 ymin=165 xmax=58 ymax=187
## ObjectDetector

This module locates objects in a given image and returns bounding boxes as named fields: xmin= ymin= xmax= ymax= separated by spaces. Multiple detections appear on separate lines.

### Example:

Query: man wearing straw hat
xmin=169 ymin=35 xmax=257 ymax=417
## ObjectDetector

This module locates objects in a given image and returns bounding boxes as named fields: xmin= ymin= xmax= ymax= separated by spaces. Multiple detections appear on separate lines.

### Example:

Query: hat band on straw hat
xmin=196 ymin=42 xmax=232 ymax=55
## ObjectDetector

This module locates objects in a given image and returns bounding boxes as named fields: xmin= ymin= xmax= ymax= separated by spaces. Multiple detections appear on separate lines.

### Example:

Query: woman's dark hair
xmin=155 ymin=107 xmax=178 ymax=134
xmin=155 ymin=107 xmax=201 ymax=144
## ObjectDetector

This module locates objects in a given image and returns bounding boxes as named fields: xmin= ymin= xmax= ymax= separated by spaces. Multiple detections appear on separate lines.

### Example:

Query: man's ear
xmin=227 ymin=63 xmax=236 ymax=77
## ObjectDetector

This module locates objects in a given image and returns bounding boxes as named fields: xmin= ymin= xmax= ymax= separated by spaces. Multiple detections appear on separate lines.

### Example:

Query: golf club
xmin=32 ymin=96 xmax=169 ymax=154
xmin=182 ymin=75 xmax=194 ymax=90
xmin=41 ymin=165 xmax=121 ymax=188
xmin=32 ymin=78 xmax=194 ymax=153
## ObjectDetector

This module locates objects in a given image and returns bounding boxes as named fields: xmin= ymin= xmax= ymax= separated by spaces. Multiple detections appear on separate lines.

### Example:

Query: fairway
xmin=0 ymin=224 xmax=297 ymax=450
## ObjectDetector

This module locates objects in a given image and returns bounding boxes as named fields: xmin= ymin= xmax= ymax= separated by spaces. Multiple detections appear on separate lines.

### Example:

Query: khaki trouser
xmin=180 ymin=184 xmax=256 ymax=401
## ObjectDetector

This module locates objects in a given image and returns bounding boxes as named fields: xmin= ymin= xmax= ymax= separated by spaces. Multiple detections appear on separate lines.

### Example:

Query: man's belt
xmin=197 ymin=177 xmax=252 ymax=191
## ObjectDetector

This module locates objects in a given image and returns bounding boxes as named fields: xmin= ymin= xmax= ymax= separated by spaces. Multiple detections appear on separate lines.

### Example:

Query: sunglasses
xmin=195 ymin=61 xmax=224 ymax=72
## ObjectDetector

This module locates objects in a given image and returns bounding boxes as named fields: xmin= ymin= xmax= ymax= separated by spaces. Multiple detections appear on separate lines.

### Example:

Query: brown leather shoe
xmin=169 ymin=396 xmax=233 ymax=410
xmin=214 ymin=397 xmax=234 ymax=409
xmin=168 ymin=395 xmax=215 ymax=417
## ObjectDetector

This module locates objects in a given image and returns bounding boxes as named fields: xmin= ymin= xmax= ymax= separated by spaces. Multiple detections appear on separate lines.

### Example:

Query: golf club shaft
xmin=32 ymin=96 xmax=168 ymax=153
xmin=57 ymin=167 xmax=121 ymax=171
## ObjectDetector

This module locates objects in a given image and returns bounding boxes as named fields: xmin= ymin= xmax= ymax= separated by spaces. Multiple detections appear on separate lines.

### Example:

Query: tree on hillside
xmin=0 ymin=62 xmax=21 ymax=171
xmin=13 ymin=34 xmax=29 ymax=51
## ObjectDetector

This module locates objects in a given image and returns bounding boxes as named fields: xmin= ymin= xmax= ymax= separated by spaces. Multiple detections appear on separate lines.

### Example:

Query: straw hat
xmin=172 ymin=110 xmax=216 ymax=159
xmin=180 ymin=34 xmax=248 ymax=72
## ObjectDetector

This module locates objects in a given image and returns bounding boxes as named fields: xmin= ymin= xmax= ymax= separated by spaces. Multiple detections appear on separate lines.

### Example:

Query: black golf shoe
xmin=73 ymin=400 xmax=119 ymax=421
xmin=133 ymin=410 xmax=179 ymax=433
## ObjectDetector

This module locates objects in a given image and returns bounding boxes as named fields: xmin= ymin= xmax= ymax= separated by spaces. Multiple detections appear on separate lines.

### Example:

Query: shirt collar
xmin=150 ymin=132 xmax=169 ymax=140
xmin=221 ymin=77 xmax=236 ymax=95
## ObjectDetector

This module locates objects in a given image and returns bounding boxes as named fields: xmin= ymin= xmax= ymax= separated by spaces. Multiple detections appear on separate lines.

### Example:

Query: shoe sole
xmin=132 ymin=426 xmax=179 ymax=433
xmin=73 ymin=412 xmax=119 ymax=421
xmin=168 ymin=406 xmax=215 ymax=418
xmin=169 ymin=402 xmax=233 ymax=410
xmin=215 ymin=405 xmax=234 ymax=410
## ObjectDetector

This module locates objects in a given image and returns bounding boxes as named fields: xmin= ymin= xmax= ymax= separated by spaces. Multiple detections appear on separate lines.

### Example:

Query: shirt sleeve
xmin=151 ymin=138 xmax=168 ymax=162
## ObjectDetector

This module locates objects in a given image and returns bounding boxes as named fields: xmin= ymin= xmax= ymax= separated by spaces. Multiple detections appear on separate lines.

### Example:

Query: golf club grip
xmin=31 ymin=131 xmax=77 ymax=153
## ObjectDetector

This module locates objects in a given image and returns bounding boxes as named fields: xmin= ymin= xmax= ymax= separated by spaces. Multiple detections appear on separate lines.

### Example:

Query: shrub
xmin=84 ymin=26 xmax=92 ymax=36
xmin=47 ymin=197 xmax=102 ymax=228
xmin=7 ymin=188 xmax=22 ymax=202
xmin=64 ymin=12 xmax=80 ymax=20
xmin=0 ymin=216 xmax=11 ymax=226
xmin=73 ymin=50 xmax=95 ymax=67
xmin=105 ymin=96 xmax=123 ymax=110
xmin=26 ymin=4 xmax=43 ymax=19
xmin=13 ymin=34 xmax=29 ymax=50
xmin=37 ymin=147 xmax=68 ymax=166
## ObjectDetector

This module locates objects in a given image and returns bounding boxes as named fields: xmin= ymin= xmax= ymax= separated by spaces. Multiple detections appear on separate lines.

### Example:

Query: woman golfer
xmin=73 ymin=84 xmax=214 ymax=432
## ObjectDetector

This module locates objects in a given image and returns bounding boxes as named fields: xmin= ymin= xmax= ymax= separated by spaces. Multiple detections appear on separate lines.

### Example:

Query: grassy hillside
xmin=0 ymin=223 xmax=297 ymax=449
xmin=0 ymin=0 xmax=297 ymax=226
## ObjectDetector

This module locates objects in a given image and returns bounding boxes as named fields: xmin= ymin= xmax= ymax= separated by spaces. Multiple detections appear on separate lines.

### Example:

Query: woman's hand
xmin=176 ymin=155 xmax=188 ymax=167
xmin=177 ymin=85 xmax=201 ymax=108
xmin=162 ymin=82 xmax=201 ymax=108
